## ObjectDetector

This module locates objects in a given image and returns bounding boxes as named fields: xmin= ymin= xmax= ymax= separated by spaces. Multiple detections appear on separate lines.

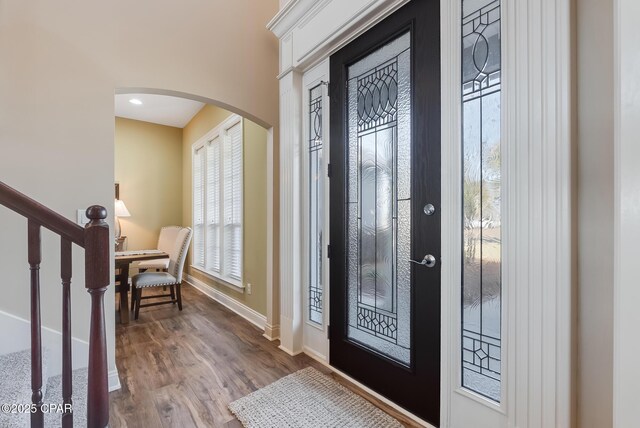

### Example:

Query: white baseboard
xmin=278 ymin=344 xmax=303 ymax=356
xmin=108 ymin=369 xmax=121 ymax=392
xmin=263 ymin=323 xmax=281 ymax=341
xmin=185 ymin=275 xmax=267 ymax=331
xmin=0 ymin=309 xmax=89 ymax=376
xmin=302 ymin=345 xmax=327 ymax=363
xmin=0 ymin=309 xmax=122 ymax=393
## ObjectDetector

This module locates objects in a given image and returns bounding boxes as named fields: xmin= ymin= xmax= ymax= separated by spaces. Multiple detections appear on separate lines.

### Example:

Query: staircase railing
xmin=0 ymin=181 xmax=110 ymax=428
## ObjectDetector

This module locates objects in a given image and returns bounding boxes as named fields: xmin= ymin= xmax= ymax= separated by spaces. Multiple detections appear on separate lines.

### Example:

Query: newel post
xmin=84 ymin=206 xmax=110 ymax=428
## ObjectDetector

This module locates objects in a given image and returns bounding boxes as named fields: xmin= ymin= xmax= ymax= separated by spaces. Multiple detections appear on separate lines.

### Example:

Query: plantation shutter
xmin=223 ymin=122 xmax=243 ymax=280
xmin=193 ymin=146 xmax=206 ymax=268
xmin=206 ymin=137 xmax=221 ymax=273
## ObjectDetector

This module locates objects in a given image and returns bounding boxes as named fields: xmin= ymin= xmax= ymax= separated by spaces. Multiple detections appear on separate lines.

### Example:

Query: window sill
xmin=190 ymin=265 xmax=245 ymax=293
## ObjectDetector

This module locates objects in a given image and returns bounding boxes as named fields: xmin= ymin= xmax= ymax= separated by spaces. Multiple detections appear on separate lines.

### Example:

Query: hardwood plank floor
xmin=109 ymin=283 xmax=423 ymax=427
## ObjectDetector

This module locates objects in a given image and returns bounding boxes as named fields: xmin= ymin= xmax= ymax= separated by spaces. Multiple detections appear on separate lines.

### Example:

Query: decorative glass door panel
xmin=346 ymin=32 xmax=411 ymax=366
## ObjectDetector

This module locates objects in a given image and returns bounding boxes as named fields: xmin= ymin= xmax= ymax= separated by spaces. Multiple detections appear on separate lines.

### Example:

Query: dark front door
xmin=329 ymin=0 xmax=441 ymax=424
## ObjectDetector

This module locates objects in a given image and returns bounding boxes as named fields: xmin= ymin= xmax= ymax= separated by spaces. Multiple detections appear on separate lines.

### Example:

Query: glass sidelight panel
xmin=346 ymin=32 xmax=411 ymax=366
xmin=461 ymin=0 xmax=502 ymax=402
xmin=308 ymin=84 xmax=324 ymax=325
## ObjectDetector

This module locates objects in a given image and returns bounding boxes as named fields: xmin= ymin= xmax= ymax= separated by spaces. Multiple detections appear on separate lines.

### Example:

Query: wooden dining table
xmin=115 ymin=251 xmax=169 ymax=323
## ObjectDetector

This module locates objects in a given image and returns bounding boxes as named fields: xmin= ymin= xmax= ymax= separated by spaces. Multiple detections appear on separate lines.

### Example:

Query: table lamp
xmin=114 ymin=199 xmax=131 ymax=239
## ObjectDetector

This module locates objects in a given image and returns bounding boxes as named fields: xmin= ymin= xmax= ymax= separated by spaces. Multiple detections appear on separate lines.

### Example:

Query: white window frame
xmin=192 ymin=114 xmax=244 ymax=290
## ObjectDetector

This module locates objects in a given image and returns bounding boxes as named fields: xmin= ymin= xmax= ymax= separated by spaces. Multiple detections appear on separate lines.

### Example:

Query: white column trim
xmin=507 ymin=0 xmax=573 ymax=426
xmin=278 ymin=70 xmax=304 ymax=355
xmin=264 ymin=127 xmax=280 ymax=341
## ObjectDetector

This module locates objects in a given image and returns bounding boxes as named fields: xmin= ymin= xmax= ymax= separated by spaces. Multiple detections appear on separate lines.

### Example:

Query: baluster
xmin=28 ymin=220 xmax=44 ymax=428
xmin=61 ymin=238 xmax=73 ymax=428
xmin=84 ymin=206 xmax=110 ymax=428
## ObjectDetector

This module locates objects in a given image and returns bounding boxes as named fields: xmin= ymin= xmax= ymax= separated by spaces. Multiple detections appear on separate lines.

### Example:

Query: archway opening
xmin=112 ymin=89 xmax=276 ymax=335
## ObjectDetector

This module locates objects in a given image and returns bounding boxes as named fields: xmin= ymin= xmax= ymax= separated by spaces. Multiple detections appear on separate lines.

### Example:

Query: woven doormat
xmin=228 ymin=367 xmax=403 ymax=428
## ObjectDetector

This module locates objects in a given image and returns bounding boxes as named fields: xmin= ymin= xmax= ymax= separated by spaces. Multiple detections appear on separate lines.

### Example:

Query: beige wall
xmin=182 ymin=105 xmax=268 ymax=315
xmin=0 ymin=0 xmax=279 ymax=378
xmin=576 ymin=0 xmax=614 ymax=426
xmin=115 ymin=118 xmax=183 ymax=251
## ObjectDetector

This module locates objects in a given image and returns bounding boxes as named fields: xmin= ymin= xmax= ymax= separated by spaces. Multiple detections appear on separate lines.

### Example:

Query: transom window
xmin=192 ymin=115 xmax=243 ymax=287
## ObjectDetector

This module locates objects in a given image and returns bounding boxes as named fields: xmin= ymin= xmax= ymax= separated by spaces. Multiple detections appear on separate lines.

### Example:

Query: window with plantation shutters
xmin=223 ymin=122 xmax=243 ymax=280
xmin=193 ymin=146 xmax=206 ymax=268
xmin=206 ymin=136 xmax=221 ymax=273
xmin=192 ymin=115 xmax=243 ymax=287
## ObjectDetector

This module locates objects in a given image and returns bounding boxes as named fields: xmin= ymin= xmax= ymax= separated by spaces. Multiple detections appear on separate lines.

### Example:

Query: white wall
xmin=613 ymin=0 xmax=640 ymax=425
xmin=576 ymin=0 xmax=615 ymax=426
xmin=0 ymin=0 xmax=279 ymax=380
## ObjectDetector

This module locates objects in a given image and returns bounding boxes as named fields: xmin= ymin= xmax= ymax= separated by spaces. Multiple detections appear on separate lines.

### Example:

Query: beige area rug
xmin=228 ymin=367 xmax=403 ymax=428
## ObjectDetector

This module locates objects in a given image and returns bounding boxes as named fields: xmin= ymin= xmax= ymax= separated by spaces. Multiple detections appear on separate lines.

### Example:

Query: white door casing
xmin=269 ymin=0 xmax=573 ymax=425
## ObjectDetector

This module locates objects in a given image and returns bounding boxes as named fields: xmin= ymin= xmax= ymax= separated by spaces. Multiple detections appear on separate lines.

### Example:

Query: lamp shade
xmin=114 ymin=199 xmax=131 ymax=217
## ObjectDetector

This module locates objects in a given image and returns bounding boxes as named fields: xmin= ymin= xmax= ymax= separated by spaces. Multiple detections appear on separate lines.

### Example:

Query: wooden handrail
xmin=0 ymin=180 xmax=110 ymax=428
xmin=0 ymin=181 xmax=84 ymax=246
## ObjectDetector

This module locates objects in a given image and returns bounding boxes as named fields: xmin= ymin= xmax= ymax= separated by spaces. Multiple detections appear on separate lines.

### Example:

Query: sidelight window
xmin=308 ymin=84 xmax=325 ymax=325
xmin=461 ymin=0 xmax=503 ymax=402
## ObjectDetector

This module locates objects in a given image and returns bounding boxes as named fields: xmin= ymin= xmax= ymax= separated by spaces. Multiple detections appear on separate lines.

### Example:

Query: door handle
xmin=409 ymin=254 xmax=436 ymax=268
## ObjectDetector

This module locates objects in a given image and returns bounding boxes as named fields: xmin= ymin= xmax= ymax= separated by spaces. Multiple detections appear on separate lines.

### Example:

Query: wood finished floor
xmin=109 ymin=283 xmax=422 ymax=428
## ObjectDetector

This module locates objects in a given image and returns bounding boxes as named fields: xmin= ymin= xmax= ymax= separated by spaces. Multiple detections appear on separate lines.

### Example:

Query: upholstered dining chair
xmin=137 ymin=226 xmax=183 ymax=273
xmin=131 ymin=226 xmax=192 ymax=320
